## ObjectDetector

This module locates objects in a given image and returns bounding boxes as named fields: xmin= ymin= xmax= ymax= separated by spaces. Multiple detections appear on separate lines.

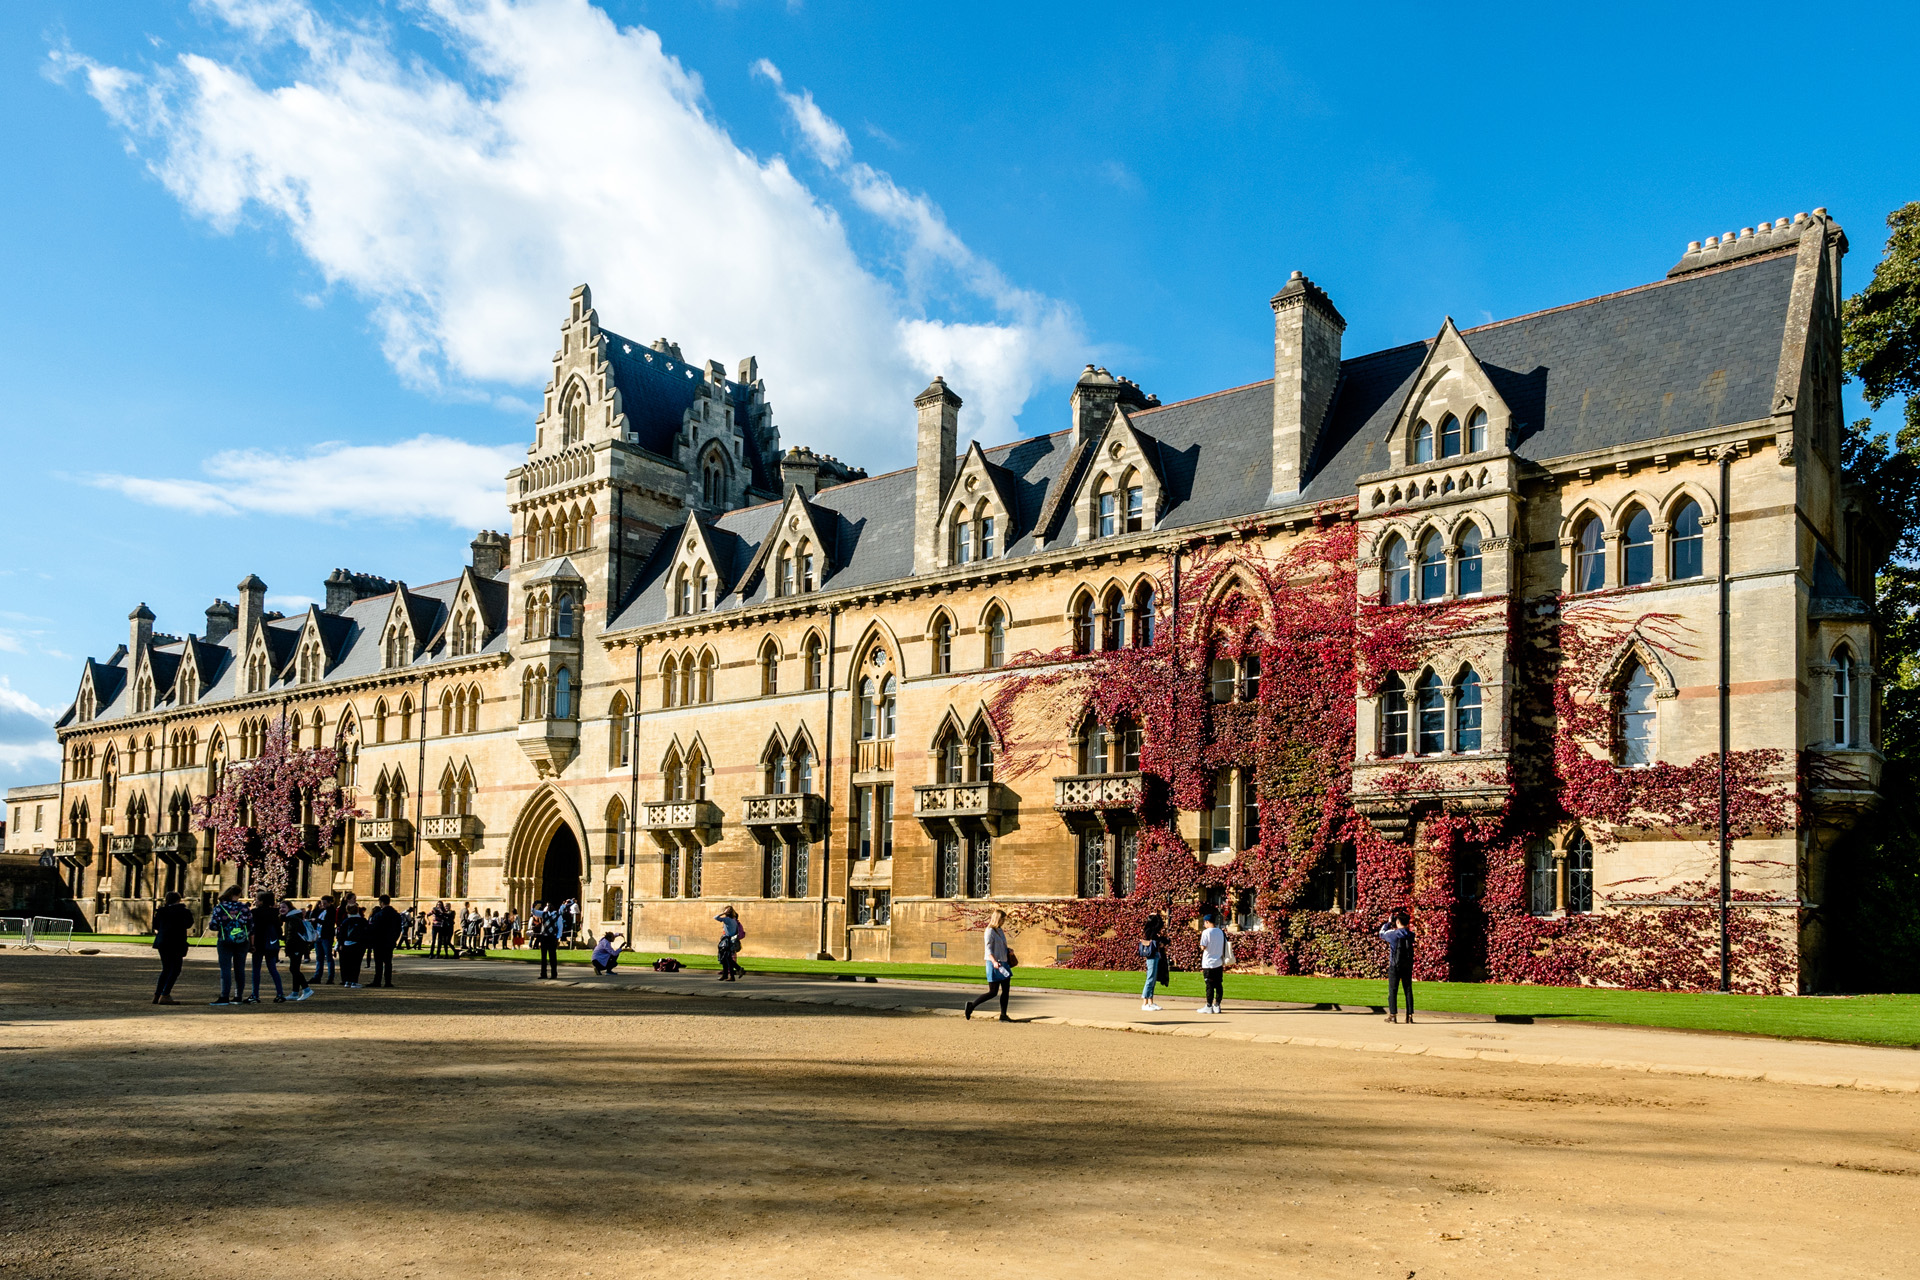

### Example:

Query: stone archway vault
xmin=503 ymin=785 xmax=588 ymax=920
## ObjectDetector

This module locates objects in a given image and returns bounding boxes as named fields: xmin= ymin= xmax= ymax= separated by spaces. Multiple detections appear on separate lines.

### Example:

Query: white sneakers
xmin=1141 ymin=1002 xmax=1162 ymax=1012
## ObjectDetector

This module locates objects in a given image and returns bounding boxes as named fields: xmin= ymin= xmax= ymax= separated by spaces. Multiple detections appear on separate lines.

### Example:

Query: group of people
xmin=150 ymin=885 xmax=414 ymax=1006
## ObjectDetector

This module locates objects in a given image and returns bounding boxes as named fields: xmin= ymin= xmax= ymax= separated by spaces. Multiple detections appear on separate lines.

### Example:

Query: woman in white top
xmin=965 ymin=908 xmax=1015 ymax=1022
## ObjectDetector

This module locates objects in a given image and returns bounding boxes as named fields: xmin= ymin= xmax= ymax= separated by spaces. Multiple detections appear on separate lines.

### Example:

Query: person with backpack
xmin=1197 ymin=910 xmax=1229 ymax=1015
xmin=532 ymin=901 xmax=562 ymax=978
xmin=249 ymin=890 xmax=288 ymax=1004
xmin=964 ymin=907 xmax=1015 ymax=1022
xmin=1137 ymin=913 xmax=1169 ymax=1013
xmin=312 ymin=893 xmax=338 ymax=985
xmin=281 ymin=900 xmax=316 ymax=1001
xmin=151 ymin=889 xmax=194 ymax=1005
xmin=367 ymin=894 xmax=404 ymax=988
xmin=208 ymin=885 xmax=251 ymax=1006
xmin=714 ymin=906 xmax=745 ymax=980
xmin=1379 ymin=910 xmax=1416 ymax=1024
xmin=337 ymin=904 xmax=368 ymax=987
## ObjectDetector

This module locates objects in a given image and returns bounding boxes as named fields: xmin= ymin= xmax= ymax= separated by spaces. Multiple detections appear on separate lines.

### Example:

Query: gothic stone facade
xmin=35 ymin=214 xmax=1879 ymax=990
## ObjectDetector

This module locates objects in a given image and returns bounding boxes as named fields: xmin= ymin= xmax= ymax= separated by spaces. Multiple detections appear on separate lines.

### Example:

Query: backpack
xmin=215 ymin=903 xmax=250 ymax=947
xmin=652 ymin=957 xmax=684 ymax=972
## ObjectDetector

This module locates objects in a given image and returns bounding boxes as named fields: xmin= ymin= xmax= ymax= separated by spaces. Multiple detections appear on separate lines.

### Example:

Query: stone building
xmin=28 ymin=212 xmax=1880 ymax=990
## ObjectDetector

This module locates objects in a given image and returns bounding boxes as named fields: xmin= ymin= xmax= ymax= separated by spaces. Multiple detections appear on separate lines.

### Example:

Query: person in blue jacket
xmin=1379 ymin=910 xmax=1416 ymax=1023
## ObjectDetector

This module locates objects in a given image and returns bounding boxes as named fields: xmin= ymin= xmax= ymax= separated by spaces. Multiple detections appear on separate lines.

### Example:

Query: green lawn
xmin=49 ymin=933 xmax=1920 ymax=1049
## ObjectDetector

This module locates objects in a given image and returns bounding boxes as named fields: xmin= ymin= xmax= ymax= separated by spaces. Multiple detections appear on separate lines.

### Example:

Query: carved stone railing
xmin=54 ymin=837 xmax=91 ymax=861
xmin=741 ymin=793 xmax=825 ymax=831
xmin=641 ymin=800 xmax=722 ymax=835
xmin=152 ymin=832 xmax=197 ymax=859
xmin=358 ymin=818 xmax=414 ymax=849
xmin=1350 ymin=755 xmax=1511 ymax=842
xmin=108 ymin=834 xmax=153 ymax=859
xmin=914 ymin=782 xmax=1016 ymax=834
xmin=421 ymin=814 xmax=482 ymax=849
xmin=1053 ymin=773 xmax=1143 ymax=812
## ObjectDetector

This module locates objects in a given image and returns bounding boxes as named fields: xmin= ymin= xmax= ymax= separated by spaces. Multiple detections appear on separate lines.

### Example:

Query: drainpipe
xmin=413 ymin=675 xmax=428 ymax=917
xmin=820 ymin=606 xmax=838 ymax=960
xmin=627 ymin=638 xmax=641 ymax=942
xmin=1717 ymin=446 xmax=1733 ymax=994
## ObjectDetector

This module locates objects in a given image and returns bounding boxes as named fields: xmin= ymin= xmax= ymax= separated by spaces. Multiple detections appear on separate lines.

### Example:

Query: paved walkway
xmin=47 ymin=942 xmax=1920 ymax=1093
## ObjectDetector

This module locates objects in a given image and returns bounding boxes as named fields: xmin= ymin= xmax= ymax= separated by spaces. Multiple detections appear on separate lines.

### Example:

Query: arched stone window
xmin=1381 ymin=535 xmax=1411 ymax=605
xmin=878 ymin=676 xmax=896 ymax=739
xmin=859 ymin=678 xmax=877 ymax=740
xmin=675 ymin=569 xmax=692 ymax=617
xmin=984 ymin=606 xmax=1007 ymax=669
xmin=1132 ymin=583 xmax=1156 ymax=647
xmin=976 ymin=504 xmax=996 ymax=559
xmin=553 ymin=668 xmax=573 ymax=720
xmin=1832 ymin=645 xmax=1857 ymax=748
xmin=794 ymin=742 xmax=814 ymax=793
xmin=1440 ymin=414 xmax=1462 ymax=458
xmin=1454 ymin=667 xmax=1483 ymax=752
xmin=1575 ymin=515 xmax=1607 ymax=592
xmin=702 ymin=450 xmax=727 ymax=506
xmin=398 ymin=694 xmax=415 ymax=741
xmin=1124 ymin=471 xmax=1146 ymax=533
xmin=804 ymin=634 xmax=824 ymax=690
xmin=1381 ymin=675 xmax=1408 ymax=756
xmin=778 ymin=551 xmax=794 ymax=597
xmin=1095 ymin=475 xmax=1117 ymax=538
xmin=556 ymin=594 xmax=575 ymax=638
xmin=562 ymin=384 xmax=585 ymax=444
xmin=952 ymin=505 xmax=974 ymax=565
xmin=1457 ymin=524 xmax=1484 ymax=596
xmin=698 ymin=650 xmax=717 ymax=704
xmin=1100 ymin=588 xmax=1124 ymax=650
xmin=609 ymin=691 xmax=630 ymax=767
xmin=1070 ymin=592 xmax=1095 ymax=654
xmin=663 ymin=749 xmax=685 ymax=802
xmin=1617 ymin=660 xmax=1656 ymax=766
xmin=760 ymin=639 xmax=780 ymax=695
xmin=1078 ymin=715 xmax=1110 ymax=775
xmin=697 ymin=565 xmax=711 ymax=612
xmin=1467 ymin=408 xmax=1489 ymax=453
xmin=1670 ymin=499 xmax=1705 ymax=580
xmin=937 ymin=724 xmax=964 ymax=783
xmin=1415 ymin=670 xmax=1445 ymax=754
xmin=1566 ymin=833 xmax=1593 ymax=914
xmin=1413 ymin=420 xmax=1435 ymax=464
xmin=1418 ymin=531 xmax=1447 ymax=601
xmin=931 ymin=616 xmax=953 ymax=675
xmin=1622 ymin=506 xmax=1654 ymax=586
xmin=662 ymin=654 xmax=680 ymax=708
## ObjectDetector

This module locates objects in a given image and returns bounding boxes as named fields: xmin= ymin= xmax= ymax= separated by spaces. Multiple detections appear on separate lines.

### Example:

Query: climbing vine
xmin=193 ymin=715 xmax=356 ymax=897
xmin=978 ymin=514 xmax=1801 ymax=994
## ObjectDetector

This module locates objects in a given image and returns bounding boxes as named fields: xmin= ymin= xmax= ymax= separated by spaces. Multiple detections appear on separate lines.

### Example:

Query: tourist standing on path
xmin=337 ymin=904 xmax=368 ymax=987
xmin=281 ymin=900 xmax=315 ymax=1000
xmin=462 ymin=903 xmax=480 ymax=951
xmin=562 ymin=897 xmax=581 ymax=947
xmin=368 ymin=894 xmax=403 ymax=988
xmin=249 ymin=891 xmax=289 ymax=1004
xmin=151 ymin=890 xmax=193 ymax=1005
xmin=209 ymin=885 xmax=250 ymax=1006
xmin=1379 ymin=911 xmax=1416 ymax=1024
xmin=429 ymin=901 xmax=453 ymax=958
xmin=1198 ymin=910 xmax=1228 ymax=1014
xmin=532 ymin=901 xmax=562 ymax=979
xmin=714 ymin=906 xmax=745 ymax=980
xmin=1138 ymin=913 xmax=1169 ymax=1012
xmin=965 ymin=908 xmax=1015 ymax=1022
xmin=312 ymin=894 xmax=338 ymax=985
xmin=505 ymin=908 xmax=522 ymax=949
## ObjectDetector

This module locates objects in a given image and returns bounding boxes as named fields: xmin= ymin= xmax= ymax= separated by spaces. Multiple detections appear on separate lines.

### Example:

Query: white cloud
xmin=85 ymin=436 xmax=521 ymax=528
xmin=0 ymin=678 xmax=61 ymax=773
xmin=53 ymin=0 xmax=1086 ymax=466
xmin=267 ymin=594 xmax=322 ymax=612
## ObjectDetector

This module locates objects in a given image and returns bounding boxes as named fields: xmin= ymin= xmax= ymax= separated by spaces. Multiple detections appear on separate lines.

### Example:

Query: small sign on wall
xmin=667 ymin=935 xmax=682 ymax=950
xmin=930 ymin=941 xmax=947 ymax=959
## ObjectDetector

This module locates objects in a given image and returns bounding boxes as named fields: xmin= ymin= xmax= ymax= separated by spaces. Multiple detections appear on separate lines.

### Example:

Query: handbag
xmin=1223 ymin=936 xmax=1236 ymax=966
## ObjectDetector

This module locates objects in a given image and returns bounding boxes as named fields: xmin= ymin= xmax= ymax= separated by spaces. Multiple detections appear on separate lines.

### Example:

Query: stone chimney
xmin=235 ymin=575 xmax=267 ymax=643
xmin=781 ymin=447 xmax=823 ymax=499
xmin=470 ymin=531 xmax=510 ymax=578
xmin=128 ymin=604 xmax=154 ymax=658
xmin=1069 ymin=366 xmax=1123 ymax=454
xmin=325 ymin=569 xmax=397 ymax=615
xmin=204 ymin=600 xmax=237 ymax=644
xmin=1270 ymin=271 xmax=1346 ymax=499
xmin=913 ymin=377 xmax=963 ymax=575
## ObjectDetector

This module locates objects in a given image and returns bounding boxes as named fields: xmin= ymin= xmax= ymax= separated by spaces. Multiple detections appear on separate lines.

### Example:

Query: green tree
xmin=1833 ymin=202 xmax=1920 ymax=990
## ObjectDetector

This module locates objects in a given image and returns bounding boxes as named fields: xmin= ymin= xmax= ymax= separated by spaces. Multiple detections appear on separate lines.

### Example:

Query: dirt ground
xmin=1 ymin=953 xmax=1915 ymax=1279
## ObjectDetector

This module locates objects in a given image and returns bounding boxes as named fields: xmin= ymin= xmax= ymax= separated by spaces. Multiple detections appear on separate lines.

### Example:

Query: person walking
xmin=281 ymin=899 xmax=315 ymax=1001
xmin=1379 ymin=910 xmax=1416 ymax=1024
xmin=151 ymin=890 xmax=194 ymax=1005
xmin=1137 ymin=913 xmax=1169 ymax=1013
xmin=367 ymin=894 xmax=404 ymax=988
xmin=312 ymin=893 xmax=338 ymax=985
xmin=248 ymin=890 xmax=288 ymax=1004
xmin=1198 ymin=910 xmax=1228 ymax=1014
xmin=337 ymin=904 xmax=368 ymax=987
xmin=964 ymin=908 xmax=1015 ymax=1022
xmin=532 ymin=901 xmax=562 ymax=979
xmin=713 ymin=906 xmax=746 ymax=980
xmin=208 ymin=885 xmax=250 ymax=1006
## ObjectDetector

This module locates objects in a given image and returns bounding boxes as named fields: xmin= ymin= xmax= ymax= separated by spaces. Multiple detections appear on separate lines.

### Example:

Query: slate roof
xmin=610 ymin=248 xmax=1802 ymax=632
xmin=602 ymin=329 xmax=779 ymax=494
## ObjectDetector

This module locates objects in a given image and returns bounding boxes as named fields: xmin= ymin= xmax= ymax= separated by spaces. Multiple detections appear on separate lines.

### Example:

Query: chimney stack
xmin=128 ymin=604 xmax=154 ymax=659
xmin=324 ymin=569 xmax=397 ymax=614
xmin=1270 ymin=271 xmax=1346 ymax=499
xmin=235 ymin=575 xmax=267 ymax=644
xmin=913 ymin=377 xmax=963 ymax=574
xmin=470 ymin=530 xmax=510 ymax=578
xmin=1069 ymin=366 xmax=1122 ymax=454
xmin=780 ymin=447 xmax=823 ymax=500
xmin=204 ymin=600 xmax=237 ymax=644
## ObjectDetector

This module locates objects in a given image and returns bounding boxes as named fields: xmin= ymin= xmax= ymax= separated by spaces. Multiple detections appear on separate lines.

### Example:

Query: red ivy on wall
xmin=192 ymin=715 xmax=358 ymax=897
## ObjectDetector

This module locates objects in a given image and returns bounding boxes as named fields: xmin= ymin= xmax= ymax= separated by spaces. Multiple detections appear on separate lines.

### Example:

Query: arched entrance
xmin=540 ymin=826 xmax=582 ymax=912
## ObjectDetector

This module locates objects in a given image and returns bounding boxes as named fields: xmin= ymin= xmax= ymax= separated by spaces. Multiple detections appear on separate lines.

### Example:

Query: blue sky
xmin=2 ymin=0 xmax=1916 ymax=815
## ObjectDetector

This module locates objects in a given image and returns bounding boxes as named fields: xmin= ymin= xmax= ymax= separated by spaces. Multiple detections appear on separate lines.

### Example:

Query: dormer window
xmin=1440 ymin=414 xmax=1461 ymax=458
xmin=1125 ymin=480 xmax=1144 ymax=532
xmin=675 ymin=570 xmax=692 ymax=616
xmin=979 ymin=514 xmax=995 ymax=559
xmin=801 ymin=544 xmax=816 ymax=591
xmin=1468 ymin=408 xmax=1489 ymax=452
xmin=1413 ymin=421 xmax=1435 ymax=464
xmin=697 ymin=567 xmax=711 ymax=611
xmin=1097 ymin=478 xmax=1117 ymax=538
xmin=384 ymin=624 xmax=411 ymax=669
xmin=779 ymin=553 xmax=794 ymax=596
xmin=956 ymin=513 xmax=973 ymax=565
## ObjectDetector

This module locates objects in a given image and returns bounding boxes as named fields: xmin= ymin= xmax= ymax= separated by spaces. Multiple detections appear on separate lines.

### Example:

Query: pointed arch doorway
xmin=540 ymin=826 xmax=582 ymax=913
xmin=503 ymin=785 xmax=589 ymax=920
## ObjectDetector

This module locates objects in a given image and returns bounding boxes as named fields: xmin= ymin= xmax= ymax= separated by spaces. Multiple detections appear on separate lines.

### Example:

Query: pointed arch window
xmin=1071 ymin=594 xmax=1095 ymax=654
xmin=551 ymin=668 xmax=572 ymax=720
xmin=1575 ymin=516 xmax=1606 ymax=593
xmin=860 ymin=678 xmax=877 ymax=740
xmin=1413 ymin=420 xmax=1435 ymax=464
xmin=663 ymin=750 xmax=685 ymax=802
xmin=1418 ymin=531 xmax=1447 ymax=601
xmin=1132 ymin=585 xmax=1156 ymax=647
xmin=878 ymin=676 xmax=896 ymax=739
xmin=971 ymin=727 xmax=995 ymax=782
xmin=698 ymin=651 xmax=717 ymax=704
xmin=954 ymin=508 xmax=973 ymax=565
xmin=1622 ymin=507 xmax=1654 ymax=586
xmin=1454 ymin=667 xmax=1483 ymax=752
xmin=1096 ymin=477 xmax=1117 ymax=538
xmin=1440 ymin=414 xmax=1462 ymax=458
xmin=795 ymin=743 xmax=815 ymax=793
xmin=1382 ymin=536 xmax=1411 ymax=605
xmin=978 ymin=510 xmax=995 ymax=559
xmin=609 ymin=692 xmax=631 ymax=767
xmin=1209 ymin=657 xmax=1236 ymax=704
xmin=804 ymin=634 xmax=824 ymax=690
xmin=932 ymin=617 xmax=953 ymax=675
xmin=939 ymin=728 xmax=964 ymax=784
xmin=1617 ymin=661 xmax=1656 ymax=766
xmin=563 ymin=384 xmax=585 ymax=444
xmin=1457 ymin=524 xmax=1484 ymax=596
xmin=779 ymin=552 xmax=795 ymax=596
xmin=1415 ymin=671 xmax=1445 ymax=754
xmin=1467 ymin=408 xmax=1489 ymax=453
xmin=1567 ymin=833 xmax=1594 ymax=914
xmin=556 ymin=594 xmax=575 ymax=638
xmin=697 ymin=567 xmax=711 ymax=612
xmin=1670 ymin=500 xmax=1704 ymax=580
xmin=1381 ymin=675 xmax=1409 ymax=756
xmin=1100 ymin=589 xmax=1124 ymax=651
xmin=675 ymin=569 xmax=692 ymax=616
xmin=801 ymin=542 xmax=817 ymax=591
xmin=661 ymin=655 xmax=680 ymax=708
xmin=1125 ymin=479 xmax=1145 ymax=532
xmin=985 ymin=607 xmax=1007 ymax=669
xmin=1080 ymin=718 xmax=1110 ymax=775
xmin=761 ymin=641 xmax=780 ymax=695
xmin=1833 ymin=647 xmax=1857 ymax=747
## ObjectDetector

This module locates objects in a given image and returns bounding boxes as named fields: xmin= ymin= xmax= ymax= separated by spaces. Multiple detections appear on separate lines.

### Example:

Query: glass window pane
xmin=1467 ymin=408 xmax=1488 ymax=452
xmin=1413 ymin=422 xmax=1433 ymax=463
xmin=1670 ymin=501 xmax=1703 ymax=579
xmin=1419 ymin=533 xmax=1447 ymax=600
xmin=1454 ymin=669 xmax=1482 ymax=752
xmin=1457 ymin=525 xmax=1483 ymax=595
xmin=1577 ymin=519 xmax=1606 ymax=592
xmin=1382 ymin=678 xmax=1408 ymax=756
xmin=1620 ymin=663 xmax=1656 ymax=765
xmin=1384 ymin=537 xmax=1411 ymax=604
xmin=1416 ymin=673 xmax=1445 ymax=754
xmin=1623 ymin=509 xmax=1653 ymax=586
xmin=1567 ymin=837 xmax=1593 ymax=913
xmin=1208 ymin=772 xmax=1233 ymax=854
xmin=1440 ymin=415 xmax=1461 ymax=457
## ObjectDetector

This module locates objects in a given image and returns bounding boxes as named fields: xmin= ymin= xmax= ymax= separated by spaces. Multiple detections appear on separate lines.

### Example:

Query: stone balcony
xmin=1350 ymin=754 xmax=1511 ymax=842
xmin=741 ymin=793 xmax=825 ymax=833
xmin=517 ymin=717 xmax=579 ymax=776
xmin=54 ymin=837 xmax=91 ymax=862
xmin=421 ymin=814 xmax=483 ymax=849
xmin=151 ymin=831 xmax=197 ymax=859
xmin=641 ymin=800 xmax=722 ymax=845
xmin=913 ymin=781 xmax=1017 ymax=835
xmin=357 ymin=818 xmax=414 ymax=850
xmin=1053 ymin=772 xmax=1144 ymax=813
xmin=108 ymin=833 xmax=152 ymax=859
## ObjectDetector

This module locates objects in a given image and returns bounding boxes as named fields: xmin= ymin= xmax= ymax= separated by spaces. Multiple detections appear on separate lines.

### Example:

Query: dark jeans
xmin=1388 ymin=966 xmax=1414 ymax=1018
xmin=251 ymin=945 xmax=285 ymax=1000
xmin=1203 ymin=965 xmax=1225 ymax=1008
xmin=217 ymin=942 xmax=248 ymax=1000
xmin=969 ymin=977 xmax=1010 ymax=1017
xmin=340 ymin=946 xmax=364 ymax=985
xmin=371 ymin=945 xmax=395 ymax=986
xmin=155 ymin=952 xmax=185 ymax=999
xmin=433 ymin=928 xmax=454 ymax=957
xmin=314 ymin=938 xmax=335 ymax=982
xmin=718 ymin=940 xmax=744 ymax=978
xmin=287 ymin=946 xmax=308 ymax=992
xmin=538 ymin=941 xmax=560 ymax=978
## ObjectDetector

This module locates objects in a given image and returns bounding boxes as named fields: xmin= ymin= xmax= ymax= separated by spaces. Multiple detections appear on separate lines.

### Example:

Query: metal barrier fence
xmin=29 ymin=917 xmax=74 ymax=951
xmin=0 ymin=918 xmax=25 ymax=946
